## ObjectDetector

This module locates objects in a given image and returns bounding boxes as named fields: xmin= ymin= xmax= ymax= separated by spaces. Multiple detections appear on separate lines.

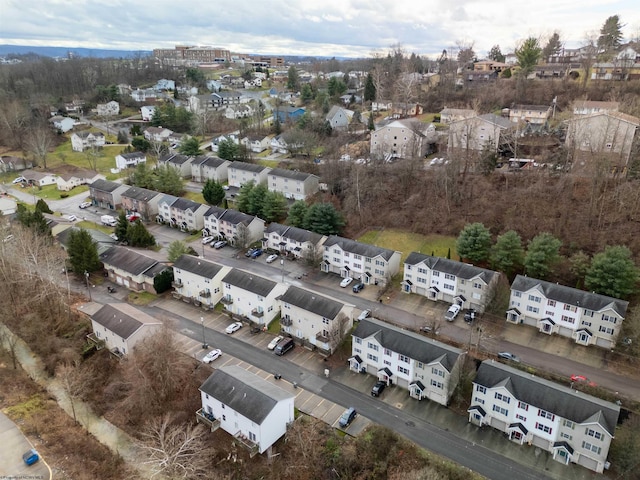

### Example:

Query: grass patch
xmin=357 ymin=228 xmax=458 ymax=263
xmin=256 ymin=159 xmax=280 ymax=168
xmin=183 ymin=190 xmax=205 ymax=204
xmin=127 ymin=291 xmax=156 ymax=306
xmin=267 ymin=315 xmax=282 ymax=334
xmin=4 ymin=394 xmax=47 ymax=420
xmin=51 ymin=140 xmax=126 ymax=175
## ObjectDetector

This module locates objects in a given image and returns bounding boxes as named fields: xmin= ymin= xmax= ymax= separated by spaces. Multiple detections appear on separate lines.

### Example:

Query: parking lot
xmin=0 ymin=412 xmax=51 ymax=479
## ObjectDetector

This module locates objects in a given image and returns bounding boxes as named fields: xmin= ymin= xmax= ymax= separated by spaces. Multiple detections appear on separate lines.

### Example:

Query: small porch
xmin=377 ymin=367 xmax=393 ymax=385
xmin=409 ymin=380 xmax=425 ymax=400
xmin=537 ymin=317 xmax=557 ymax=335
xmin=195 ymin=408 xmax=220 ymax=432
xmin=85 ymin=332 xmax=105 ymax=350
xmin=507 ymin=422 xmax=528 ymax=445
xmin=552 ymin=441 xmax=574 ymax=465
xmin=348 ymin=354 xmax=364 ymax=373
xmin=234 ymin=431 xmax=259 ymax=457
xmin=467 ymin=405 xmax=486 ymax=426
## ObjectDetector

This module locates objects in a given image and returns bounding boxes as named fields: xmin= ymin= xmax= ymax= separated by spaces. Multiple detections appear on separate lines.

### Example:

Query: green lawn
xmin=51 ymin=140 xmax=125 ymax=176
xmin=29 ymin=183 xmax=90 ymax=201
xmin=183 ymin=191 xmax=205 ymax=204
xmin=357 ymin=228 xmax=458 ymax=263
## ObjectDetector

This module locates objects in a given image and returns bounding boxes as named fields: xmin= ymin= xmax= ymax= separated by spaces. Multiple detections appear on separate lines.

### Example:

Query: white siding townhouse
xmin=468 ymin=360 xmax=619 ymax=473
xmin=89 ymin=303 xmax=162 ymax=356
xmin=115 ymin=152 xmax=146 ymax=170
xmin=262 ymin=223 xmax=326 ymax=260
xmin=227 ymin=161 xmax=271 ymax=188
xmin=140 ymin=105 xmax=156 ymax=121
xmin=166 ymin=197 xmax=209 ymax=232
xmin=349 ymin=318 xmax=465 ymax=406
xmin=203 ymin=207 xmax=265 ymax=247
xmin=267 ymin=168 xmax=319 ymax=200
xmin=190 ymin=155 xmax=230 ymax=183
xmin=197 ymin=365 xmax=294 ymax=457
xmin=402 ymin=253 xmax=499 ymax=313
xmin=159 ymin=153 xmax=194 ymax=178
xmin=71 ymin=131 xmax=105 ymax=152
xmin=144 ymin=126 xmax=173 ymax=143
xmin=506 ymin=275 xmax=628 ymax=349
xmin=96 ymin=100 xmax=120 ymax=116
xmin=278 ymin=286 xmax=354 ymax=354
xmin=220 ymin=269 xmax=287 ymax=326
xmin=321 ymin=235 xmax=401 ymax=287
xmin=171 ymin=255 xmax=232 ymax=308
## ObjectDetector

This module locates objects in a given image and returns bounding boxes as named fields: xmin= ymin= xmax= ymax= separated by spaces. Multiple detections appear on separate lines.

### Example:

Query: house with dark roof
xmin=321 ymin=235 xmax=401 ymax=287
xmin=89 ymin=303 xmax=162 ymax=356
xmin=190 ymin=155 xmax=230 ymax=183
xmin=100 ymin=246 xmax=169 ymax=293
xmin=448 ymin=113 xmax=513 ymax=152
xmin=507 ymin=275 xmax=628 ymax=349
xmin=402 ymin=253 xmax=499 ymax=313
xmin=144 ymin=126 xmax=173 ymax=143
xmin=350 ymin=318 xmax=465 ymax=405
xmin=267 ymin=168 xmax=319 ymax=200
xmin=469 ymin=360 xmax=619 ymax=473
xmin=21 ymin=169 xmax=58 ymax=187
xmin=262 ymin=223 xmax=326 ymax=260
xmin=221 ymin=269 xmax=287 ymax=325
xmin=89 ymin=179 xmax=129 ymax=210
xmin=241 ymin=134 xmax=272 ymax=153
xmin=210 ymin=91 xmax=242 ymax=110
xmin=325 ymin=105 xmax=354 ymax=130
xmin=278 ymin=286 xmax=354 ymax=354
xmin=71 ymin=131 xmax=105 ymax=152
xmin=370 ymin=119 xmax=437 ymax=159
xmin=203 ymin=207 xmax=265 ymax=247
xmin=166 ymin=197 xmax=209 ymax=231
xmin=115 ymin=151 xmax=147 ymax=170
xmin=120 ymin=186 xmax=163 ymax=221
xmin=172 ymin=255 xmax=232 ymax=308
xmin=57 ymin=226 xmax=116 ymax=255
xmin=197 ymin=365 xmax=294 ymax=456
xmin=0 ymin=155 xmax=32 ymax=173
xmin=159 ymin=153 xmax=194 ymax=178
xmin=227 ymin=161 xmax=271 ymax=188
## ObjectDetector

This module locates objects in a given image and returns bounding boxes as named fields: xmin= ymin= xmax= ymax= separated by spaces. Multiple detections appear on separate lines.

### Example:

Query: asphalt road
xmin=148 ymin=309 xmax=550 ymax=480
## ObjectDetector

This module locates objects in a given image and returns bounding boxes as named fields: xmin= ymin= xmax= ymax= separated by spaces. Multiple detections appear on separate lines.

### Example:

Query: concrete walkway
xmin=0 ymin=323 xmax=152 ymax=478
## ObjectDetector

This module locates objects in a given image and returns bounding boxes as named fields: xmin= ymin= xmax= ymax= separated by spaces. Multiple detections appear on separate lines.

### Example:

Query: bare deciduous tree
xmin=26 ymin=122 xmax=55 ymax=168
xmin=56 ymin=360 xmax=90 ymax=423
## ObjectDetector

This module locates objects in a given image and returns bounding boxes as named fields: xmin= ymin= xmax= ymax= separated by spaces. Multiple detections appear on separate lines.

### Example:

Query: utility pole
xmin=200 ymin=316 xmax=208 ymax=349
xmin=84 ymin=271 xmax=92 ymax=301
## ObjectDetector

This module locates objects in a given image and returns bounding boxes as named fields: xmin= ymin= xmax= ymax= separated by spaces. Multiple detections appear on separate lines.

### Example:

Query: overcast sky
xmin=1 ymin=0 xmax=639 ymax=58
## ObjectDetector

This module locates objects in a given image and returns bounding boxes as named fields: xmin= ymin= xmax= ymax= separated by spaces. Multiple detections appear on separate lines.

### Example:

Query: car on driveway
xmin=66 ymin=215 xmax=78 ymax=222
xmin=340 ymin=277 xmax=353 ymax=288
xmin=250 ymin=248 xmax=263 ymax=258
xmin=444 ymin=304 xmax=461 ymax=321
xmin=202 ymin=236 xmax=214 ymax=244
xmin=357 ymin=309 xmax=371 ymax=321
xmin=22 ymin=448 xmax=40 ymax=466
xmin=202 ymin=348 xmax=222 ymax=363
xmin=497 ymin=352 xmax=520 ymax=363
xmin=79 ymin=201 xmax=92 ymax=209
xmin=371 ymin=381 xmax=386 ymax=397
xmin=352 ymin=282 xmax=365 ymax=293
xmin=212 ymin=240 xmax=227 ymax=249
xmin=12 ymin=176 xmax=26 ymax=184
xmin=245 ymin=247 xmax=258 ymax=257
xmin=338 ymin=407 xmax=357 ymax=428
xmin=225 ymin=322 xmax=243 ymax=334
xmin=464 ymin=308 xmax=477 ymax=323
xmin=266 ymin=254 xmax=278 ymax=263
xmin=571 ymin=374 xmax=597 ymax=386
xmin=268 ymin=335 xmax=284 ymax=350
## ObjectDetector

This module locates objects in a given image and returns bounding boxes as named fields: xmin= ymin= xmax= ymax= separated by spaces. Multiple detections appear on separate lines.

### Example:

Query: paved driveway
xmin=0 ymin=412 xmax=51 ymax=479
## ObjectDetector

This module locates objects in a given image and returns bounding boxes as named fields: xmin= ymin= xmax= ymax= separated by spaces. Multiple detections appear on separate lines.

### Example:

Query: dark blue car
xmin=23 ymin=449 xmax=39 ymax=466
xmin=250 ymin=248 xmax=263 ymax=258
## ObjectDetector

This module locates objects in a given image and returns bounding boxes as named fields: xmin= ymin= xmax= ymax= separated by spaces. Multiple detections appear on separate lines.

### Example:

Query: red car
xmin=570 ymin=375 xmax=597 ymax=387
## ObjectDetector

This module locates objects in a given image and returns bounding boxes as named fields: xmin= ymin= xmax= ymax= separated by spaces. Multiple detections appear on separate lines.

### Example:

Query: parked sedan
xmin=357 ymin=309 xmax=371 ymax=321
xmin=338 ymin=407 xmax=357 ymax=428
xmin=202 ymin=348 xmax=222 ymax=363
xmin=202 ymin=236 xmax=215 ymax=244
xmin=497 ymin=352 xmax=520 ymax=363
xmin=444 ymin=304 xmax=461 ymax=321
xmin=78 ymin=201 xmax=92 ymax=209
xmin=570 ymin=374 xmax=597 ymax=386
xmin=371 ymin=380 xmax=386 ymax=397
xmin=212 ymin=240 xmax=227 ymax=249
xmin=352 ymin=282 xmax=365 ymax=293
xmin=66 ymin=215 xmax=78 ymax=222
xmin=268 ymin=335 xmax=284 ymax=350
xmin=340 ymin=277 xmax=353 ymax=288
xmin=225 ymin=322 xmax=243 ymax=334
xmin=266 ymin=254 xmax=279 ymax=263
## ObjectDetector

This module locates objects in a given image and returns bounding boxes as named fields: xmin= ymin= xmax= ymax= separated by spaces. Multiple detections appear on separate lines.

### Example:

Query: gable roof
xmin=354 ymin=318 xmax=463 ymax=371
xmin=90 ymin=178 xmax=123 ymax=193
xmin=512 ymin=104 xmax=551 ymax=112
xmin=199 ymin=365 xmax=293 ymax=424
xmin=268 ymin=168 xmax=317 ymax=182
xmin=222 ymin=269 xmax=278 ymax=296
xmin=174 ymin=254 xmax=225 ymax=278
xmin=160 ymin=153 xmax=192 ymax=166
xmin=568 ymin=111 xmax=640 ymax=127
xmin=324 ymin=235 xmax=398 ymax=261
xmin=75 ymin=131 xmax=104 ymax=139
xmin=278 ymin=286 xmax=345 ymax=319
xmin=475 ymin=360 xmax=619 ymax=435
xmin=265 ymin=223 xmax=322 ymax=244
xmin=405 ymin=252 xmax=498 ymax=283
xmin=57 ymin=227 xmax=116 ymax=255
xmin=228 ymin=161 xmax=270 ymax=174
xmin=219 ymin=209 xmax=257 ymax=226
xmin=511 ymin=275 xmax=628 ymax=316
xmin=122 ymin=186 xmax=161 ymax=202
xmin=476 ymin=113 xmax=513 ymax=129
xmin=117 ymin=152 xmax=146 ymax=160
xmin=171 ymin=197 xmax=204 ymax=212
xmin=193 ymin=155 xmax=228 ymax=168
xmin=99 ymin=246 xmax=159 ymax=276
xmin=91 ymin=303 xmax=161 ymax=340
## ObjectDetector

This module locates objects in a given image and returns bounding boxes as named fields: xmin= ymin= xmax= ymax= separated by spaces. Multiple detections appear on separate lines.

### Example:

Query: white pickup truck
xmin=100 ymin=215 xmax=117 ymax=227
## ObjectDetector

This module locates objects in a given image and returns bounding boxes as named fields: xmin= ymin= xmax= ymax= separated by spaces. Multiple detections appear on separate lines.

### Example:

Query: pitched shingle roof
xmin=118 ymin=152 xmax=146 ymax=160
xmin=324 ymin=235 xmax=398 ymax=262
xmin=122 ymin=186 xmax=161 ymax=202
xmin=204 ymin=206 xmax=227 ymax=219
xmin=171 ymin=197 xmax=204 ymax=212
xmin=475 ymin=360 xmax=619 ymax=435
xmin=353 ymin=318 xmax=464 ymax=372
xmin=220 ymin=209 xmax=257 ymax=226
xmin=91 ymin=303 xmax=161 ymax=340
xmin=99 ymin=246 xmax=159 ymax=276
xmin=265 ymin=223 xmax=323 ymax=244
xmin=405 ymin=252 xmax=497 ymax=283
xmin=90 ymin=179 xmax=123 ymax=193
xmin=268 ymin=168 xmax=317 ymax=182
xmin=222 ymin=269 xmax=277 ymax=297
xmin=196 ymin=155 xmax=228 ymax=168
xmin=199 ymin=365 xmax=293 ymax=424
xmin=477 ymin=113 xmax=512 ymax=129
xmin=278 ymin=286 xmax=345 ymax=319
xmin=228 ymin=161 xmax=270 ymax=174
xmin=511 ymin=275 xmax=628 ymax=316
xmin=174 ymin=255 xmax=225 ymax=278
xmin=160 ymin=153 xmax=192 ymax=166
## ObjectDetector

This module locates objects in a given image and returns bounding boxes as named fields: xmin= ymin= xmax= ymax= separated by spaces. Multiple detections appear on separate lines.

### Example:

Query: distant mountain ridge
xmin=0 ymin=44 xmax=152 ymax=59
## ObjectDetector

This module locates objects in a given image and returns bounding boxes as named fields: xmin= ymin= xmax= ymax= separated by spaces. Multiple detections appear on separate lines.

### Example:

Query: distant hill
xmin=0 ymin=44 xmax=151 ymax=59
